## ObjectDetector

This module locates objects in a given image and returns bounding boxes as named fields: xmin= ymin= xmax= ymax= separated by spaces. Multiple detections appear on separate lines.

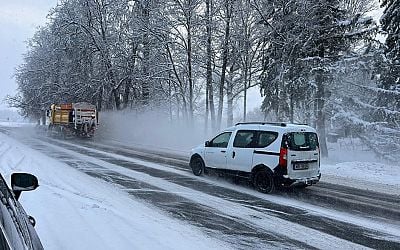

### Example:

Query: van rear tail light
xmin=279 ymin=147 xmax=288 ymax=168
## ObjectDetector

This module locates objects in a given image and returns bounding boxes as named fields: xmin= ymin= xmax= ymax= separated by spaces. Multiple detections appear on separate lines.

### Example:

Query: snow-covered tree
xmin=380 ymin=0 xmax=400 ymax=109
xmin=330 ymin=44 xmax=400 ymax=161
xmin=256 ymin=0 xmax=376 ymax=157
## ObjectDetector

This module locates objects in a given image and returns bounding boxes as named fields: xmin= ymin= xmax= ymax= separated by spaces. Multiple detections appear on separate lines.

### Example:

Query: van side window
xmin=257 ymin=131 xmax=278 ymax=148
xmin=234 ymin=130 xmax=278 ymax=148
xmin=233 ymin=130 xmax=256 ymax=148
xmin=209 ymin=132 xmax=232 ymax=148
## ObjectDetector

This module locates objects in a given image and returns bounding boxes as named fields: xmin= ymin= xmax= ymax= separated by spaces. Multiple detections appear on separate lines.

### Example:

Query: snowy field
xmin=0 ymin=132 xmax=231 ymax=250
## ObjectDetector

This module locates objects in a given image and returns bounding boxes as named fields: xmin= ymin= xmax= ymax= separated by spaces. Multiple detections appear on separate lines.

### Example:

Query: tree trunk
xmin=242 ymin=1 xmax=250 ymax=122
xmin=227 ymin=76 xmax=233 ymax=126
xmin=168 ymin=76 xmax=173 ymax=122
xmin=289 ymin=91 xmax=294 ymax=123
xmin=123 ymin=79 xmax=131 ymax=109
xmin=187 ymin=1 xmax=194 ymax=123
xmin=205 ymin=82 xmax=209 ymax=132
xmin=274 ymin=81 xmax=280 ymax=119
xmin=141 ymin=4 xmax=150 ymax=106
xmin=217 ymin=0 xmax=232 ymax=129
xmin=316 ymin=72 xmax=328 ymax=157
xmin=312 ymin=92 xmax=317 ymax=128
xmin=112 ymin=87 xmax=121 ymax=110
xmin=125 ymin=41 xmax=137 ymax=110
xmin=206 ymin=0 xmax=215 ymax=131
xmin=97 ymin=86 xmax=103 ymax=111
xmin=315 ymin=42 xmax=328 ymax=157
xmin=243 ymin=68 xmax=248 ymax=122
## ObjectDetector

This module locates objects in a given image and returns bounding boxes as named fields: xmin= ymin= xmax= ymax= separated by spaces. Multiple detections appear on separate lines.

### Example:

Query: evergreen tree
xmin=380 ymin=0 xmax=400 ymax=109
xmin=257 ymin=0 xmax=376 ymax=157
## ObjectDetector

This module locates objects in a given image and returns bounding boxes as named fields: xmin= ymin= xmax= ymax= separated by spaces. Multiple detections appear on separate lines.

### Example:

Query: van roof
xmin=224 ymin=122 xmax=317 ymax=134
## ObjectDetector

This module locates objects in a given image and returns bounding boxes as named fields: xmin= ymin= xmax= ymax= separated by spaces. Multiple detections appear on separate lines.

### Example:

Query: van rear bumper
xmin=290 ymin=174 xmax=321 ymax=186
xmin=276 ymin=173 xmax=321 ymax=187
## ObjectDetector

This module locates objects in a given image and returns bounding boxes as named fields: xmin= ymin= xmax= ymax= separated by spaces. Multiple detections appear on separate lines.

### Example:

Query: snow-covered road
xmin=0 ymin=126 xmax=399 ymax=249
xmin=0 ymin=128 xmax=232 ymax=250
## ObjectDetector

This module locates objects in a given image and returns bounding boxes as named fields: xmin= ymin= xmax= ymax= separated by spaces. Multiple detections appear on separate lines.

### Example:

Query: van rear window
xmin=283 ymin=132 xmax=319 ymax=151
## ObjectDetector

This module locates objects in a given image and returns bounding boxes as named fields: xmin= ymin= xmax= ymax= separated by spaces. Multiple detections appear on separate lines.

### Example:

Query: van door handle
xmin=232 ymin=151 xmax=236 ymax=158
xmin=221 ymin=150 xmax=226 ymax=153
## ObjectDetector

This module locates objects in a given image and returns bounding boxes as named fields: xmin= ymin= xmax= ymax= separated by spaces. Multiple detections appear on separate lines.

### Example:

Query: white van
xmin=189 ymin=122 xmax=321 ymax=193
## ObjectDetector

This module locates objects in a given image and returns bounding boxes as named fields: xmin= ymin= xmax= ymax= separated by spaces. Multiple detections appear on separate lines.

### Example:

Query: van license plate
xmin=293 ymin=163 xmax=309 ymax=170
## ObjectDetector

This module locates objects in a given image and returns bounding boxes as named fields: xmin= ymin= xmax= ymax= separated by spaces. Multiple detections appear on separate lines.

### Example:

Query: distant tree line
xmin=8 ymin=0 xmax=400 ymax=158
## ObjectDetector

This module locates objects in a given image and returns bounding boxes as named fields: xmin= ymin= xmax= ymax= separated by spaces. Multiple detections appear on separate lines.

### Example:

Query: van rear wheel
xmin=190 ymin=156 xmax=204 ymax=176
xmin=253 ymin=168 xmax=275 ymax=193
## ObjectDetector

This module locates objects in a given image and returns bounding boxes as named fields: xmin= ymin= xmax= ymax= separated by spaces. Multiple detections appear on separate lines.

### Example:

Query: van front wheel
xmin=190 ymin=156 xmax=204 ymax=176
xmin=253 ymin=169 xmax=275 ymax=193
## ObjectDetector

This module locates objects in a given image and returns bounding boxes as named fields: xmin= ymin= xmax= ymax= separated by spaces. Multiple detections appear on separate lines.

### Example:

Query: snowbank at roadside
xmin=321 ymin=162 xmax=400 ymax=196
xmin=320 ymin=140 xmax=400 ymax=195
xmin=322 ymin=161 xmax=399 ymax=186
xmin=0 ymin=132 xmax=231 ymax=250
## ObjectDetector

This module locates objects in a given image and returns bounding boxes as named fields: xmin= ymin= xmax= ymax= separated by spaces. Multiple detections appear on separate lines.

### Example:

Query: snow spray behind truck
xmin=46 ymin=102 xmax=98 ymax=138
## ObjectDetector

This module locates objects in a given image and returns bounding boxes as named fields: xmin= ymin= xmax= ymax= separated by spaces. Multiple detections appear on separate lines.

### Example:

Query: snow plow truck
xmin=46 ymin=102 xmax=98 ymax=138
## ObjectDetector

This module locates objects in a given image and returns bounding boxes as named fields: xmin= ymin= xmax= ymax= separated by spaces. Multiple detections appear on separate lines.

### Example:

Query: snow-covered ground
xmin=0 ymin=124 xmax=399 ymax=249
xmin=0 ymin=132 xmax=231 ymax=250
xmin=321 ymin=140 xmax=400 ymax=195
xmin=322 ymin=162 xmax=400 ymax=195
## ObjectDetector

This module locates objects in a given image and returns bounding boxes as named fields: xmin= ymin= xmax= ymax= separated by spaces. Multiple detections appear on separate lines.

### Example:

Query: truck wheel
xmin=61 ymin=127 xmax=67 ymax=140
xmin=190 ymin=156 xmax=204 ymax=176
xmin=47 ymin=125 xmax=53 ymax=137
xmin=253 ymin=168 xmax=275 ymax=193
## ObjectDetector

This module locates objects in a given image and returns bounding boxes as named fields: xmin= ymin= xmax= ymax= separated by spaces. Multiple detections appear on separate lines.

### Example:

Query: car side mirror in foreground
xmin=205 ymin=141 xmax=210 ymax=147
xmin=11 ymin=173 xmax=39 ymax=200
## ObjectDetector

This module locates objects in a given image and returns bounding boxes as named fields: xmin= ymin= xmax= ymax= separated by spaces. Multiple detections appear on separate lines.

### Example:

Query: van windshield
xmin=283 ymin=132 xmax=319 ymax=151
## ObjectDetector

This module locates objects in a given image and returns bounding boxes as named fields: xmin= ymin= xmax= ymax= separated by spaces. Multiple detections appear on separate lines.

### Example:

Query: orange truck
xmin=46 ymin=102 xmax=98 ymax=138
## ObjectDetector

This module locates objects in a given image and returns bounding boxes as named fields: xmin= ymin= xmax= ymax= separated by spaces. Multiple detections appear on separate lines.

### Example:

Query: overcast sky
xmin=0 ymin=0 xmax=57 ymax=109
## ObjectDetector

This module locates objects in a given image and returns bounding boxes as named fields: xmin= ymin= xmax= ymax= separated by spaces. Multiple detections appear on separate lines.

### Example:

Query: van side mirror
xmin=205 ymin=141 xmax=210 ymax=147
xmin=11 ymin=173 xmax=39 ymax=200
